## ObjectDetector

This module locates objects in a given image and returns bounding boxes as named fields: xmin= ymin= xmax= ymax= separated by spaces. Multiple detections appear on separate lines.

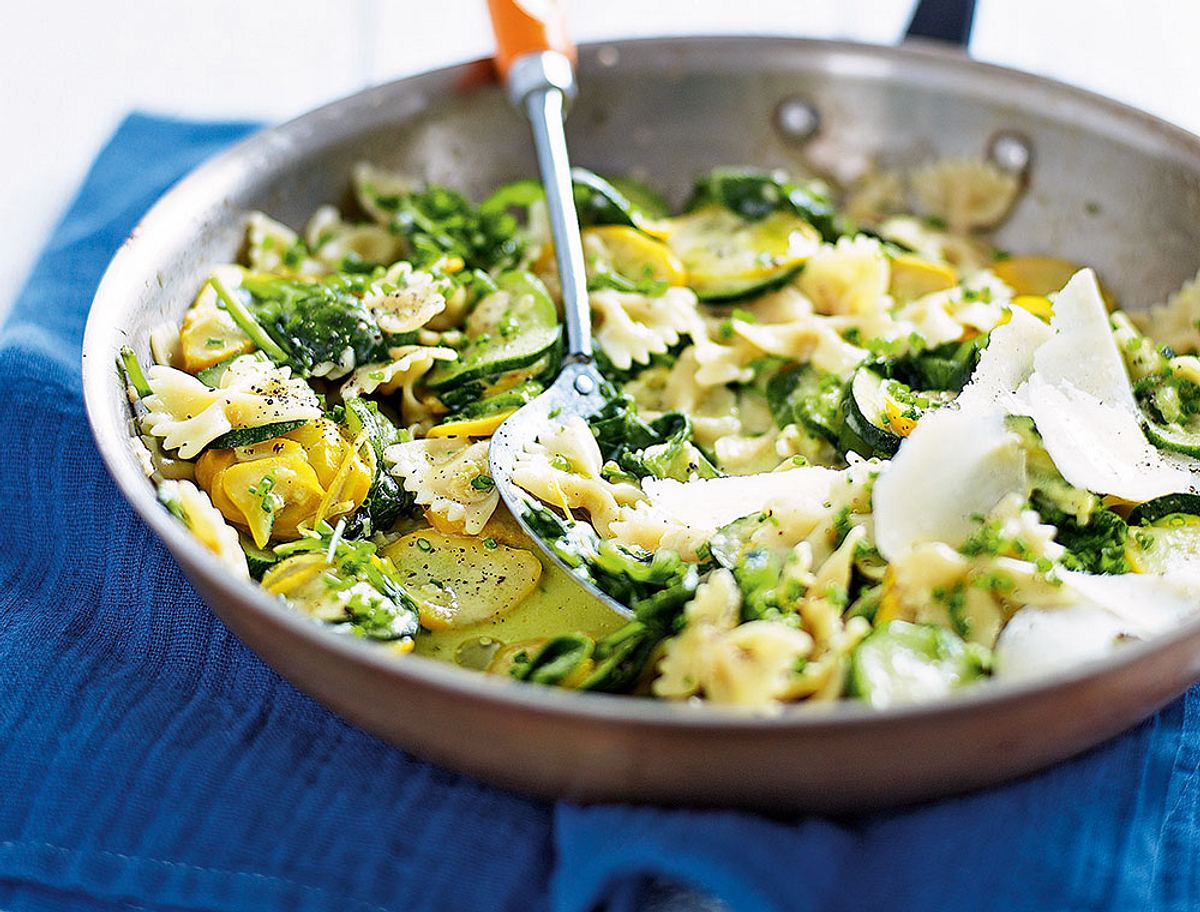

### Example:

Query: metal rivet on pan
xmin=988 ymin=131 xmax=1033 ymax=176
xmin=774 ymin=97 xmax=821 ymax=144
xmin=596 ymin=46 xmax=619 ymax=68
xmin=574 ymin=374 xmax=595 ymax=394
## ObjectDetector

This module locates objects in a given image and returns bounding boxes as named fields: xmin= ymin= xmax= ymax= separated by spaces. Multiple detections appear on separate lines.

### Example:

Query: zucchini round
xmin=888 ymin=253 xmax=957 ymax=303
xmin=425 ymin=271 xmax=560 ymax=392
xmin=206 ymin=419 xmax=307 ymax=451
xmin=850 ymin=620 xmax=989 ymax=709
xmin=427 ymin=381 xmax=546 ymax=439
xmin=1128 ymin=493 xmax=1200 ymax=527
xmin=607 ymin=177 xmax=671 ymax=219
xmin=1126 ymin=512 xmax=1200 ymax=573
xmin=571 ymin=168 xmax=648 ymax=230
xmin=993 ymin=255 xmax=1116 ymax=306
xmin=840 ymin=367 xmax=902 ymax=458
xmin=196 ymin=351 xmax=267 ymax=387
xmin=658 ymin=204 xmax=822 ymax=302
xmin=1143 ymin=418 xmax=1200 ymax=458
xmin=342 ymin=396 xmax=410 ymax=529
xmin=444 ymin=380 xmax=544 ymax=421
xmin=240 ymin=534 xmax=280 ymax=580
xmin=582 ymin=225 xmax=686 ymax=287
xmin=482 ymin=172 xmax=669 ymax=227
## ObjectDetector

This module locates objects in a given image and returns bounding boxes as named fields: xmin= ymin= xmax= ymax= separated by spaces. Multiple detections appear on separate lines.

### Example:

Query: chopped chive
xmin=209 ymin=275 xmax=290 ymax=364
xmin=119 ymin=346 xmax=153 ymax=398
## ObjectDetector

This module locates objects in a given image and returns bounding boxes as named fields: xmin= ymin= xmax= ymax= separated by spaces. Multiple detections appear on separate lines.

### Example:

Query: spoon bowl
xmin=488 ymin=360 xmax=633 ymax=617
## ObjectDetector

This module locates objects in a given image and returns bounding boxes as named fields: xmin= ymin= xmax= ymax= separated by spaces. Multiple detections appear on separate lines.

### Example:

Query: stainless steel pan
xmin=82 ymin=36 xmax=1200 ymax=811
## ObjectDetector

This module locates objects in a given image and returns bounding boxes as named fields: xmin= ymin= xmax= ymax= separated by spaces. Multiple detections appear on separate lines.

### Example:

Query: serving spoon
xmin=484 ymin=0 xmax=632 ymax=618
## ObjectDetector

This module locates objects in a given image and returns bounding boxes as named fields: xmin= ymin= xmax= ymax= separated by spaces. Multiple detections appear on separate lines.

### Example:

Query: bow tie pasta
xmin=123 ymin=160 xmax=1200 ymax=711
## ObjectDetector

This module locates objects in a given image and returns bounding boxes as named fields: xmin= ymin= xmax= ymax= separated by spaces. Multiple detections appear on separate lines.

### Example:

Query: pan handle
xmin=904 ymin=0 xmax=978 ymax=47
xmin=486 ymin=0 xmax=576 ymax=78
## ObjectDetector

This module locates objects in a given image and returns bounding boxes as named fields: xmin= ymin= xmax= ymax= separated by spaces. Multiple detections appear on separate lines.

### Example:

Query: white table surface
xmin=4 ymin=0 xmax=1199 ymax=320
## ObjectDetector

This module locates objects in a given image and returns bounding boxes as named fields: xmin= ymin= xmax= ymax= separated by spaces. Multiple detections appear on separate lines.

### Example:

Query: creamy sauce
xmin=413 ymin=553 xmax=626 ymax=665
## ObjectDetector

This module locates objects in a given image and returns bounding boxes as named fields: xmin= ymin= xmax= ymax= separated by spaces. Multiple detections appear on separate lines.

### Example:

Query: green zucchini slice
xmin=1128 ymin=493 xmax=1200 ymax=527
xmin=839 ymin=364 xmax=956 ymax=459
xmin=1143 ymin=419 xmax=1200 ymax=458
xmin=571 ymin=168 xmax=650 ymax=230
xmin=1126 ymin=512 xmax=1200 ymax=573
xmin=482 ymin=171 xmax=669 ymax=228
xmin=425 ymin=271 xmax=561 ymax=392
xmin=850 ymin=620 xmax=990 ymax=709
xmin=195 ymin=351 xmax=268 ymax=387
xmin=607 ymin=177 xmax=671 ymax=220
xmin=657 ymin=204 xmax=822 ymax=302
xmin=206 ymin=419 xmax=307 ymax=451
xmin=840 ymin=366 xmax=903 ymax=459
xmin=342 ymin=395 xmax=410 ymax=530
xmin=240 ymin=534 xmax=280 ymax=580
xmin=1135 ymin=365 xmax=1200 ymax=457
xmin=443 ymin=380 xmax=545 ymax=422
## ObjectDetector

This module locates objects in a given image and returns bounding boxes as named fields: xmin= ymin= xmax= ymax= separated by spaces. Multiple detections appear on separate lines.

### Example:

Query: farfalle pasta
xmin=142 ymin=355 xmax=322 ymax=459
xmin=123 ymin=162 xmax=1200 ymax=710
xmin=384 ymin=438 xmax=499 ymax=535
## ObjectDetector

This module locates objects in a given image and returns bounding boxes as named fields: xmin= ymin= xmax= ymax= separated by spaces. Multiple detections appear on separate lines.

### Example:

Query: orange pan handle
xmin=486 ymin=0 xmax=575 ymax=79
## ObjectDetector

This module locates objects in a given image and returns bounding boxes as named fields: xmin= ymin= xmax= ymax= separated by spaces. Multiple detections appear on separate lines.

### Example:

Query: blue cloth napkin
xmin=2 ymin=113 xmax=1198 ymax=912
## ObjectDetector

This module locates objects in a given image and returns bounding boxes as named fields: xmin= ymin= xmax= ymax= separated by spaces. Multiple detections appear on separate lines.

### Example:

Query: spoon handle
xmin=487 ymin=2 xmax=592 ymax=362
xmin=486 ymin=0 xmax=575 ymax=78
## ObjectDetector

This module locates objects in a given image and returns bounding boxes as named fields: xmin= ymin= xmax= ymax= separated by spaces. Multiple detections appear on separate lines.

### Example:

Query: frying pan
xmin=81 ymin=14 xmax=1200 ymax=810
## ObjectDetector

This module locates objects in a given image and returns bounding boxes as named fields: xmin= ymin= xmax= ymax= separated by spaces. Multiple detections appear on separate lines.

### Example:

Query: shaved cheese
xmin=1035 ymin=270 xmax=1135 ymax=405
xmin=956 ymin=307 xmax=1053 ymax=412
xmin=994 ymin=605 xmax=1137 ymax=682
xmin=873 ymin=305 xmax=1051 ymax=560
xmin=1019 ymin=269 xmax=1198 ymax=500
xmin=1025 ymin=377 xmax=1196 ymax=501
xmin=995 ymin=570 xmax=1200 ymax=681
xmin=873 ymin=407 xmax=1027 ymax=560
xmin=1059 ymin=569 xmax=1200 ymax=633
xmin=640 ymin=466 xmax=842 ymax=536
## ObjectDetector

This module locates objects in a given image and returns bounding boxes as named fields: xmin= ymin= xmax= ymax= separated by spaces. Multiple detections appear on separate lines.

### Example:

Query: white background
xmin=3 ymin=0 xmax=1199 ymax=319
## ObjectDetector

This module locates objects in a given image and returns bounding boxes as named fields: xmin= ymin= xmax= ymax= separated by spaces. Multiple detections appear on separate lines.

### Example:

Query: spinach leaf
xmin=882 ymin=335 xmax=987 ymax=393
xmin=590 ymin=388 xmax=718 ymax=482
xmin=239 ymin=275 xmax=389 ymax=377
xmin=342 ymin=396 xmax=414 ymax=531
xmin=509 ymin=633 xmax=594 ymax=686
xmin=515 ymin=503 xmax=702 ymax=694
xmin=523 ymin=503 xmax=699 ymax=625
xmin=710 ymin=513 xmax=788 ymax=621
xmin=363 ymin=182 xmax=524 ymax=271
xmin=687 ymin=167 xmax=845 ymax=242
xmin=766 ymin=363 xmax=846 ymax=442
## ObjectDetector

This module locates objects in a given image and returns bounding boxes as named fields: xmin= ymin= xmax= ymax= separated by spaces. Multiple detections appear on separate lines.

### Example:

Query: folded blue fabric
xmin=1 ymin=113 xmax=1196 ymax=912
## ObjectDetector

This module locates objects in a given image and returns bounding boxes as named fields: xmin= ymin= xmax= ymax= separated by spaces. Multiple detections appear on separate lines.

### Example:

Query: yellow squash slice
xmin=384 ymin=530 xmax=543 ymax=630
